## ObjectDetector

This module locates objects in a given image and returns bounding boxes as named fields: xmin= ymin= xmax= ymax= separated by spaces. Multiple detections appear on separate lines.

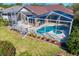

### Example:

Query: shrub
xmin=66 ymin=26 xmax=79 ymax=55
xmin=0 ymin=18 xmax=9 ymax=27
xmin=0 ymin=40 xmax=16 ymax=56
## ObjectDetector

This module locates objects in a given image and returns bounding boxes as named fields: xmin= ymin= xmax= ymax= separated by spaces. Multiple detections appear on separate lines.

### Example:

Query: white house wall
xmin=20 ymin=8 xmax=28 ymax=12
xmin=2 ymin=15 xmax=9 ymax=21
xmin=20 ymin=8 xmax=33 ymax=15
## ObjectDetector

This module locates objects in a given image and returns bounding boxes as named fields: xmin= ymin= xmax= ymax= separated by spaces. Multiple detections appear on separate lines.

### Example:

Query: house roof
xmin=24 ymin=6 xmax=49 ymax=15
xmin=45 ymin=4 xmax=73 ymax=15
xmin=2 ymin=4 xmax=73 ymax=17
xmin=1 ymin=4 xmax=74 ymax=23
xmin=24 ymin=4 xmax=73 ymax=16
xmin=2 ymin=6 xmax=22 ymax=14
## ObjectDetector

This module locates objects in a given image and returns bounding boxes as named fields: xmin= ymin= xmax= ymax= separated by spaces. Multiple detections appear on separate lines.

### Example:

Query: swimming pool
xmin=37 ymin=25 xmax=69 ymax=35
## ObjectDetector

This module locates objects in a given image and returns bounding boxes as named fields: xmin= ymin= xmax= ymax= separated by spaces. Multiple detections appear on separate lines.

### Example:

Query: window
xmin=29 ymin=18 xmax=35 ymax=23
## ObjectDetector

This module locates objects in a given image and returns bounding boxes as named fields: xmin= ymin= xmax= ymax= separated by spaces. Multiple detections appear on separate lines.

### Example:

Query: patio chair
xmin=47 ymin=31 xmax=61 ymax=41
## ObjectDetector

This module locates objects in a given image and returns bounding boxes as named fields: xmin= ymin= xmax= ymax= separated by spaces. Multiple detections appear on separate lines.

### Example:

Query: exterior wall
xmin=20 ymin=8 xmax=33 ymax=15
xmin=20 ymin=8 xmax=28 ymax=12
xmin=17 ymin=8 xmax=34 ymax=24
xmin=2 ymin=15 xmax=9 ymax=20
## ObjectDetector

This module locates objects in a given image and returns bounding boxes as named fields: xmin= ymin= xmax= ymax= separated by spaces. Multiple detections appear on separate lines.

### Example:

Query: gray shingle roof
xmin=3 ymin=6 xmax=23 ymax=14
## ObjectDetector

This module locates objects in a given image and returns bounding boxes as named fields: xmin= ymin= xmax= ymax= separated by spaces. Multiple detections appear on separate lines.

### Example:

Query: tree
xmin=59 ymin=3 xmax=64 ymax=6
xmin=66 ymin=4 xmax=79 ymax=55
xmin=15 ymin=3 xmax=22 ymax=6
xmin=73 ymin=4 xmax=79 ymax=28
xmin=30 ymin=3 xmax=47 ymax=6
xmin=0 ymin=4 xmax=14 ymax=8
xmin=66 ymin=26 xmax=79 ymax=55
xmin=73 ymin=4 xmax=79 ymax=12
xmin=0 ymin=3 xmax=3 ymax=6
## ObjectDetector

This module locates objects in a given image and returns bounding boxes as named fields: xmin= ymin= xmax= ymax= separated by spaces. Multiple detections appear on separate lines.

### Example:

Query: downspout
xmin=27 ymin=17 xmax=29 ymax=32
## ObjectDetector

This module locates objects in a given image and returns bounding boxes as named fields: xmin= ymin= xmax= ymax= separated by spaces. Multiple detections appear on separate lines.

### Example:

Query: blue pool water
xmin=37 ymin=25 xmax=69 ymax=35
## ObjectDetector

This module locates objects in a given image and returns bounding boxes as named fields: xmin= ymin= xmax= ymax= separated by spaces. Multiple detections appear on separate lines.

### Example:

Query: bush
xmin=66 ymin=26 xmax=79 ymax=55
xmin=0 ymin=18 xmax=9 ymax=27
xmin=0 ymin=40 xmax=16 ymax=56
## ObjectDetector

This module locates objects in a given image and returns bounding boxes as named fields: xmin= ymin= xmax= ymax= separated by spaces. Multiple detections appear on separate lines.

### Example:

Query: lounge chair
xmin=47 ymin=31 xmax=61 ymax=41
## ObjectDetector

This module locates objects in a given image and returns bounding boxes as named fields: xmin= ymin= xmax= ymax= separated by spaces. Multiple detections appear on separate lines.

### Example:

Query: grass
xmin=0 ymin=26 xmax=64 ymax=56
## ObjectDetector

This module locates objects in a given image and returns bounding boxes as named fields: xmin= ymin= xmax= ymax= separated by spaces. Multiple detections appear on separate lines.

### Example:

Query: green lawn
xmin=0 ymin=27 xmax=64 ymax=56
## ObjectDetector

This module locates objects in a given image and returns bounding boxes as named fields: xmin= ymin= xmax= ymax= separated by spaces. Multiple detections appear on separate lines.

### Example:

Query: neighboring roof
xmin=45 ymin=4 xmax=73 ymax=15
xmin=2 ymin=6 xmax=22 ymax=13
xmin=24 ymin=6 xmax=49 ymax=15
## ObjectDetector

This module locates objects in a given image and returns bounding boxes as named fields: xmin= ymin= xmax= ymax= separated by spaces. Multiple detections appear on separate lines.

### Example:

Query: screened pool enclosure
xmin=23 ymin=10 xmax=74 ymax=36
